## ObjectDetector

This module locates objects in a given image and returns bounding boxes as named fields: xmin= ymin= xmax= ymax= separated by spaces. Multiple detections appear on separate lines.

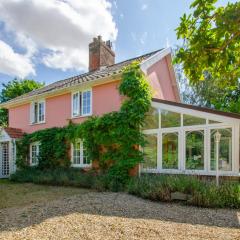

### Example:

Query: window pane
xmin=186 ymin=130 xmax=204 ymax=170
xmin=183 ymin=114 xmax=206 ymax=126
xmin=209 ymin=120 xmax=221 ymax=124
xmin=38 ymin=102 xmax=45 ymax=122
xmin=143 ymin=134 xmax=157 ymax=169
xmin=73 ymin=93 xmax=79 ymax=116
xmin=34 ymin=102 xmax=38 ymax=123
xmin=162 ymin=132 xmax=178 ymax=169
xmin=83 ymin=142 xmax=91 ymax=165
xmin=142 ymin=107 xmax=159 ymax=130
xmin=31 ymin=144 xmax=40 ymax=165
xmin=73 ymin=141 xmax=81 ymax=165
xmin=82 ymin=91 xmax=91 ymax=115
xmin=161 ymin=110 xmax=181 ymax=128
xmin=211 ymin=129 xmax=232 ymax=171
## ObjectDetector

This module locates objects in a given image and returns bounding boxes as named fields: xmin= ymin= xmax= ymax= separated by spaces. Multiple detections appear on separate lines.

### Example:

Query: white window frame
xmin=30 ymin=100 xmax=46 ymax=124
xmin=30 ymin=142 xmax=40 ymax=166
xmin=71 ymin=139 xmax=91 ymax=168
xmin=71 ymin=89 xmax=92 ymax=118
xmin=141 ymin=102 xmax=240 ymax=176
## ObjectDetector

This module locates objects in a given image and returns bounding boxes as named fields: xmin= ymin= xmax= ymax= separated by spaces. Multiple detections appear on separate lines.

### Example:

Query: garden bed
xmin=10 ymin=168 xmax=240 ymax=209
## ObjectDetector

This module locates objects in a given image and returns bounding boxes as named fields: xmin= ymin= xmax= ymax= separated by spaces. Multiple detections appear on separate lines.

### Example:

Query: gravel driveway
xmin=0 ymin=191 xmax=239 ymax=240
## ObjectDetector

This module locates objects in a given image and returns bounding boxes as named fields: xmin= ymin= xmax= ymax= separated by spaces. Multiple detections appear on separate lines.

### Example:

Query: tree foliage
xmin=0 ymin=79 xmax=44 ymax=126
xmin=175 ymin=0 xmax=240 ymax=88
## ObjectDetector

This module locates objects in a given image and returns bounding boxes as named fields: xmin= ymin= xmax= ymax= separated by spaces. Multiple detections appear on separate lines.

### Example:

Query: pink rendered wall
xmin=9 ymin=81 xmax=122 ymax=133
xmin=147 ymin=55 xmax=179 ymax=102
xmin=8 ymin=57 xmax=180 ymax=134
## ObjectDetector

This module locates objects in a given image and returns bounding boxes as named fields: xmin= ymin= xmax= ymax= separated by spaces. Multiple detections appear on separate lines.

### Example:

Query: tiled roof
xmin=5 ymin=49 xmax=163 ymax=105
xmin=4 ymin=127 xmax=24 ymax=139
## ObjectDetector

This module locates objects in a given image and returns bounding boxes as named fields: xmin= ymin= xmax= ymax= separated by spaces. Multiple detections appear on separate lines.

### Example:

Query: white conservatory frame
xmin=141 ymin=100 xmax=240 ymax=177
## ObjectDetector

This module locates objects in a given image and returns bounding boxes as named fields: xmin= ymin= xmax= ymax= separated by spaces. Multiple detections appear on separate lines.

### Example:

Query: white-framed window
xmin=72 ymin=89 xmax=92 ymax=117
xmin=141 ymin=103 xmax=240 ymax=176
xmin=71 ymin=139 xmax=91 ymax=167
xmin=30 ymin=142 xmax=40 ymax=166
xmin=30 ymin=100 xmax=45 ymax=124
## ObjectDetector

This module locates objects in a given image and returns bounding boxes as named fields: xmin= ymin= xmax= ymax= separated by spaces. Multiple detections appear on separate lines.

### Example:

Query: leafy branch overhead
xmin=175 ymin=0 xmax=240 ymax=88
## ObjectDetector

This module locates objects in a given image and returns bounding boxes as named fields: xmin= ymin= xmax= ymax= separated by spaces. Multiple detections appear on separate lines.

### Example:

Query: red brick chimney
xmin=89 ymin=36 xmax=115 ymax=71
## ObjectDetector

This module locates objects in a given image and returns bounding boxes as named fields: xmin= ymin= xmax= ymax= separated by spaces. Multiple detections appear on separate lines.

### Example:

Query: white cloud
xmin=0 ymin=40 xmax=35 ymax=78
xmin=141 ymin=3 xmax=148 ymax=11
xmin=0 ymin=0 xmax=117 ymax=76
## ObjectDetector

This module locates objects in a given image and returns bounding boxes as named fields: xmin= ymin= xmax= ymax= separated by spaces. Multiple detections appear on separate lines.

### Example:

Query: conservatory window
xmin=161 ymin=110 xmax=181 ymax=128
xmin=143 ymin=134 xmax=157 ymax=169
xmin=162 ymin=132 xmax=178 ymax=169
xmin=210 ymin=128 xmax=232 ymax=171
xmin=142 ymin=107 xmax=159 ymax=130
xmin=185 ymin=130 xmax=204 ymax=170
xmin=183 ymin=114 xmax=206 ymax=126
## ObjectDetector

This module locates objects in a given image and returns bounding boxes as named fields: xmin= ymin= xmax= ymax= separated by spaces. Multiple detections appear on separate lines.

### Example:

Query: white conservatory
xmin=141 ymin=99 xmax=240 ymax=177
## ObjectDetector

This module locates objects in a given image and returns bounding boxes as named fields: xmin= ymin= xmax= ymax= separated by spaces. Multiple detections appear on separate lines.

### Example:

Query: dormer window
xmin=30 ymin=100 xmax=45 ymax=124
xmin=72 ymin=89 xmax=92 ymax=117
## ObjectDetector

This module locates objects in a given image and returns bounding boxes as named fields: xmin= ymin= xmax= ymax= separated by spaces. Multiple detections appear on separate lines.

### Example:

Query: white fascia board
xmin=140 ymin=47 xmax=172 ymax=74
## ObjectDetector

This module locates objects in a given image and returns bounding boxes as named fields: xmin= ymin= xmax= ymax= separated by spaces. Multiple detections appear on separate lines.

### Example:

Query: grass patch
xmin=0 ymin=178 xmax=90 ymax=209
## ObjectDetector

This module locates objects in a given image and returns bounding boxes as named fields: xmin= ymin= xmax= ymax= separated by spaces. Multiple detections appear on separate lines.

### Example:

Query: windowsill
xmin=30 ymin=121 xmax=46 ymax=126
xmin=71 ymin=114 xmax=92 ymax=119
xmin=30 ymin=164 xmax=38 ymax=167
xmin=71 ymin=164 xmax=92 ymax=168
xmin=141 ymin=168 xmax=238 ymax=176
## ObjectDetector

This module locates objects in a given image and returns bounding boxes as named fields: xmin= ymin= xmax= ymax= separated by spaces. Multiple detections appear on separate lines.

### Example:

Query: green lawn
xmin=0 ymin=179 xmax=90 ymax=209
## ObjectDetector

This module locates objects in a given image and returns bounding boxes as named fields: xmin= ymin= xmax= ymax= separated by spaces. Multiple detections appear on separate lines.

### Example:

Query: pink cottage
xmin=0 ymin=36 xmax=239 ymax=179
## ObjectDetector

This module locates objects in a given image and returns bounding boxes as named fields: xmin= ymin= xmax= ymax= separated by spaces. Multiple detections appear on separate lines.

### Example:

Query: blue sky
xmin=0 ymin=0 xmax=237 ymax=87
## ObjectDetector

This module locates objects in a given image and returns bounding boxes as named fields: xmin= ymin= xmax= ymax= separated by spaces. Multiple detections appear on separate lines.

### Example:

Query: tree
xmin=0 ymin=79 xmax=44 ymax=126
xmin=175 ymin=0 xmax=240 ymax=88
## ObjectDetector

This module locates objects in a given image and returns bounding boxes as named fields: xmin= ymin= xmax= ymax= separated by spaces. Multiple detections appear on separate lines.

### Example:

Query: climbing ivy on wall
xmin=16 ymin=61 xmax=152 ymax=185
xmin=16 ymin=127 xmax=70 ymax=169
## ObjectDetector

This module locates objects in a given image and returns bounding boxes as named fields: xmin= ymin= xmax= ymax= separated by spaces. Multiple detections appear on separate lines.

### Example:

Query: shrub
xmin=11 ymin=169 xmax=240 ymax=209
xmin=127 ymin=175 xmax=240 ymax=208
xmin=11 ymin=168 xmax=96 ymax=189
